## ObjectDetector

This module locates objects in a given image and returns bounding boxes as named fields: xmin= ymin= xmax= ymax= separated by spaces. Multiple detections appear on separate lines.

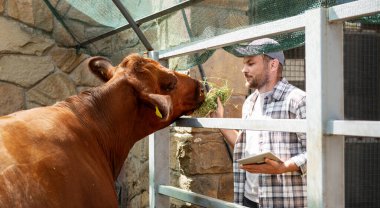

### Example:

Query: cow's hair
xmin=0 ymin=53 xmax=205 ymax=208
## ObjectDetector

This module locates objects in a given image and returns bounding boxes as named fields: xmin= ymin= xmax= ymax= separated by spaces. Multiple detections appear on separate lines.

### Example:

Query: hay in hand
xmin=192 ymin=80 xmax=232 ymax=117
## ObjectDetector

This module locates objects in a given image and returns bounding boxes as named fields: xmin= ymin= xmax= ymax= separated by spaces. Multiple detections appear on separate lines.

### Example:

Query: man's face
xmin=241 ymin=55 xmax=269 ymax=89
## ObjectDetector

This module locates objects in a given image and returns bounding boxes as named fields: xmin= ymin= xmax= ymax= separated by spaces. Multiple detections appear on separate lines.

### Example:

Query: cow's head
xmin=88 ymin=53 xmax=205 ymax=123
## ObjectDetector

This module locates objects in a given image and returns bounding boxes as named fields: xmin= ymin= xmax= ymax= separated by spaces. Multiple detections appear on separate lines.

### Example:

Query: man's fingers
xmin=217 ymin=97 xmax=222 ymax=106
xmin=264 ymin=158 xmax=282 ymax=166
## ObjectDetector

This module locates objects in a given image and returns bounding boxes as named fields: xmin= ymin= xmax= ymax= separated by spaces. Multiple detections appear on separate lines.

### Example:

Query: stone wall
xmin=0 ymin=2 xmax=100 ymax=116
xmin=0 ymin=1 xmax=248 ymax=207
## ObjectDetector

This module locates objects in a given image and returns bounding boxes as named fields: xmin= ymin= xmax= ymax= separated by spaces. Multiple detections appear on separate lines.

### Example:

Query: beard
xmin=244 ymin=62 xmax=270 ymax=89
xmin=245 ymin=72 xmax=268 ymax=89
xmin=245 ymin=77 xmax=258 ymax=88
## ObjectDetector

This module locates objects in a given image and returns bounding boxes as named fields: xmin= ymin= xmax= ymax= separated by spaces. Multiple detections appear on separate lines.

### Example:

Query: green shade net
xmin=65 ymin=0 xmax=126 ymax=28
xmin=43 ymin=0 xmax=380 ymax=70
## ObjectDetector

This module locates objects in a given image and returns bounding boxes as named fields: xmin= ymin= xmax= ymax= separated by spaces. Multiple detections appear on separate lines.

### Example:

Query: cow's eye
xmin=164 ymin=82 xmax=176 ymax=92
xmin=160 ymin=72 xmax=177 ymax=92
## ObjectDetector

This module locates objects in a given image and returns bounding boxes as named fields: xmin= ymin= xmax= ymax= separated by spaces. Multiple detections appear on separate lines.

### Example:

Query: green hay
xmin=192 ymin=80 xmax=232 ymax=117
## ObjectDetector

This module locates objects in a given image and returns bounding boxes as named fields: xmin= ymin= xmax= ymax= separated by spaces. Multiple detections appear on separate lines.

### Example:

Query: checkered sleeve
xmin=233 ymin=130 xmax=246 ymax=205
xmin=293 ymin=94 xmax=307 ymax=174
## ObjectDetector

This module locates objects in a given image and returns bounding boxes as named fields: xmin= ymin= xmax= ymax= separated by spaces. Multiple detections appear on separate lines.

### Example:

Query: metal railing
xmin=149 ymin=1 xmax=380 ymax=207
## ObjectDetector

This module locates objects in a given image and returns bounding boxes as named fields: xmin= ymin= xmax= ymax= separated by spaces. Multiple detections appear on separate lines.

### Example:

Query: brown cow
xmin=0 ymin=54 xmax=205 ymax=207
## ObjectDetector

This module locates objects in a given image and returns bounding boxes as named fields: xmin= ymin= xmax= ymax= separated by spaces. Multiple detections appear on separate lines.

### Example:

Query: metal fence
xmin=150 ymin=1 xmax=380 ymax=207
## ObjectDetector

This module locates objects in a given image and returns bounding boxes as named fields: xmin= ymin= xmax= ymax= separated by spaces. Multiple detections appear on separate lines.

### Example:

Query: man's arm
xmin=220 ymin=129 xmax=238 ymax=148
xmin=210 ymin=98 xmax=238 ymax=148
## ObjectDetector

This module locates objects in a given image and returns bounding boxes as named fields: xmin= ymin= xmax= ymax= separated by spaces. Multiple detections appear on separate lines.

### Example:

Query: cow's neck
xmin=61 ymin=84 xmax=148 ymax=179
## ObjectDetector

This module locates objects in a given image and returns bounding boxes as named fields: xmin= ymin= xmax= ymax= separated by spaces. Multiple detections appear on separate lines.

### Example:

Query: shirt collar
xmin=271 ymin=78 xmax=289 ymax=101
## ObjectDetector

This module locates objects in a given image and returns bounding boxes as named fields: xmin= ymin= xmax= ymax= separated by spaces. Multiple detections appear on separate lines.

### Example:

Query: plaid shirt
xmin=233 ymin=78 xmax=307 ymax=207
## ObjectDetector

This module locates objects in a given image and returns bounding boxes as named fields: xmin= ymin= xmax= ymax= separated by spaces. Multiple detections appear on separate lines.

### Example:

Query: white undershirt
xmin=244 ymin=91 xmax=271 ymax=203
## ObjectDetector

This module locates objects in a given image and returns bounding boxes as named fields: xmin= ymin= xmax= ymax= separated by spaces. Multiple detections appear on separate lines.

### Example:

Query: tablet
xmin=236 ymin=151 xmax=283 ymax=165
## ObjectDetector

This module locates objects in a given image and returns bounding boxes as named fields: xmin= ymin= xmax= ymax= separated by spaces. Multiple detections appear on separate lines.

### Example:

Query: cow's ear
xmin=140 ymin=93 xmax=172 ymax=121
xmin=88 ymin=56 xmax=114 ymax=82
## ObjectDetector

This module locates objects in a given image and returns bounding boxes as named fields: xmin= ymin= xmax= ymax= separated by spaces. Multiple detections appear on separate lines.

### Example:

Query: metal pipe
xmin=42 ymin=0 xmax=80 ymax=45
xmin=111 ymin=0 xmax=154 ymax=51
xmin=179 ymin=8 xmax=210 ymax=92
xmin=148 ymin=51 xmax=159 ymax=61
xmin=76 ymin=0 xmax=204 ymax=48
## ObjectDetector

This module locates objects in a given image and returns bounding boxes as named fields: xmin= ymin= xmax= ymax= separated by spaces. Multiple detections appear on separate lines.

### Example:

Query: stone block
xmin=84 ymin=26 xmax=113 ymax=43
xmin=65 ymin=5 xmax=103 ymax=27
xmin=125 ymin=159 xmax=149 ymax=205
xmin=157 ymin=11 xmax=189 ymax=50
xmin=63 ymin=19 xmax=86 ymax=42
xmin=127 ymin=137 xmax=149 ymax=163
xmin=52 ymin=0 xmax=70 ymax=14
xmin=128 ymin=194 xmax=143 ymax=208
xmin=0 ymin=55 xmax=54 ymax=88
xmin=175 ymin=173 xmax=233 ymax=206
xmin=189 ymin=127 xmax=220 ymax=134
xmin=33 ymin=0 xmax=53 ymax=32
xmin=170 ymin=134 xmax=181 ymax=171
xmin=0 ymin=0 xmax=3 ymax=13
xmin=218 ymin=173 xmax=233 ymax=201
xmin=52 ymin=19 xmax=76 ymax=47
xmin=224 ymin=95 xmax=245 ymax=118
xmin=170 ymin=170 xmax=181 ymax=187
xmin=49 ymin=46 xmax=89 ymax=73
xmin=140 ymin=190 xmax=149 ymax=208
xmin=7 ymin=0 xmax=34 ymax=26
xmin=0 ymin=17 xmax=54 ymax=55
xmin=0 ymin=82 xmax=24 ymax=115
xmin=69 ymin=58 xmax=103 ymax=87
xmin=183 ymin=174 xmax=220 ymax=198
xmin=123 ymin=138 xmax=150 ymax=206
xmin=176 ymin=131 xmax=233 ymax=175
xmin=189 ymin=49 xmax=247 ymax=96
xmin=6 ymin=0 xmax=52 ymax=32
xmin=25 ymin=102 xmax=42 ymax=109
xmin=26 ymin=72 xmax=76 ymax=106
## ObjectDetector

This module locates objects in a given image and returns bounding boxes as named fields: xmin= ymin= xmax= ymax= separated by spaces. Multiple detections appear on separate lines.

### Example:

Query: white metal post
xmin=149 ymin=127 xmax=170 ymax=208
xmin=148 ymin=51 xmax=170 ymax=208
xmin=305 ymin=8 xmax=345 ymax=208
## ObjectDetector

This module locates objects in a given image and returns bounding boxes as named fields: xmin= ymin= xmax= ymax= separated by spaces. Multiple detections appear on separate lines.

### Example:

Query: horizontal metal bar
xmin=77 ymin=0 xmax=204 ymax=47
xmin=176 ymin=118 xmax=380 ymax=137
xmin=328 ymin=0 xmax=380 ymax=22
xmin=326 ymin=120 xmax=380 ymax=137
xmin=175 ymin=117 xmax=307 ymax=133
xmin=159 ymin=12 xmax=306 ymax=59
xmin=158 ymin=185 xmax=246 ymax=208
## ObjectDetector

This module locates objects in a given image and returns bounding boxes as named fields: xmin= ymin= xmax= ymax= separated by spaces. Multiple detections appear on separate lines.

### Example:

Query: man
xmin=212 ymin=38 xmax=307 ymax=207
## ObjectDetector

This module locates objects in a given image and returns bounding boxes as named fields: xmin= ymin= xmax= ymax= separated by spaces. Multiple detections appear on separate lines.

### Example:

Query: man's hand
xmin=210 ymin=97 xmax=224 ymax=118
xmin=209 ymin=97 xmax=238 ymax=147
xmin=240 ymin=158 xmax=300 ymax=174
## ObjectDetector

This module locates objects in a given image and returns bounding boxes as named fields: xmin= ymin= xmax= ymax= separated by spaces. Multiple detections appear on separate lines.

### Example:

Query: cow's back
xmin=0 ymin=110 xmax=118 ymax=208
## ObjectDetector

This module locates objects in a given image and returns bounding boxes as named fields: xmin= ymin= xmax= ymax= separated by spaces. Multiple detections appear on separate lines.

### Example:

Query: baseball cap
xmin=233 ymin=38 xmax=285 ymax=65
